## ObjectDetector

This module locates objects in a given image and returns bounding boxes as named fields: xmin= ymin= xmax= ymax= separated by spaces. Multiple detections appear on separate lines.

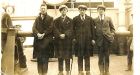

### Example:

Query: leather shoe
xmin=31 ymin=58 xmax=37 ymax=62
xmin=105 ymin=72 xmax=110 ymax=75
xmin=86 ymin=71 xmax=91 ymax=75
xmin=58 ymin=71 xmax=64 ymax=75
xmin=78 ymin=71 xmax=84 ymax=75
xmin=66 ymin=71 xmax=70 ymax=75
xmin=100 ymin=72 xmax=104 ymax=75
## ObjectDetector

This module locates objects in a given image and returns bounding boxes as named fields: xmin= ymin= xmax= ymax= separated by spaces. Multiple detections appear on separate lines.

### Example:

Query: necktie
xmin=62 ymin=17 xmax=65 ymax=22
xmin=100 ymin=15 xmax=104 ymax=24
xmin=101 ymin=15 xmax=102 ymax=20
xmin=41 ymin=15 xmax=44 ymax=20
xmin=81 ymin=15 xmax=84 ymax=21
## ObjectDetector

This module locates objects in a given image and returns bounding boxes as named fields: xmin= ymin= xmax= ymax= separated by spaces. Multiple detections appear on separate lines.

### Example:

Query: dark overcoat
xmin=53 ymin=16 xmax=73 ymax=59
xmin=94 ymin=16 xmax=115 ymax=47
xmin=73 ymin=14 xmax=95 ymax=57
xmin=32 ymin=13 xmax=53 ymax=58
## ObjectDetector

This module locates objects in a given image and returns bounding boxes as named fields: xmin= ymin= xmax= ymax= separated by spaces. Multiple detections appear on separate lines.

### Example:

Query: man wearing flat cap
xmin=78 ymin=5 xmax=87 ymax=10
xmin=53 ymin=5 xmax=73 ymax=75
xmin=94 ymin=5 xmax=115 ymax=75
xmin=73 ymin=5 xmax=95 ymax=75
xmin=97 ymin=5 xmax=106 ymax=11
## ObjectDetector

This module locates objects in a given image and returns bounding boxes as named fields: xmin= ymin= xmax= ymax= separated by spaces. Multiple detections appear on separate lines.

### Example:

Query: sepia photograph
xmin=1 ymin=0 xmax=138 ymax=75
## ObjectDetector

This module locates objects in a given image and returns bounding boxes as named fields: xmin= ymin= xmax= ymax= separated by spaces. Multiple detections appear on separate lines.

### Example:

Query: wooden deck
xmin=15 ymin=48 xmax=133 ymax=75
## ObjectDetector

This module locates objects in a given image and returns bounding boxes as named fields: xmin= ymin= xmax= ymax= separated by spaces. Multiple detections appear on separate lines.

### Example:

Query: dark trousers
xmin=36 ymin=38 xmax=52 ymax=74
xmin=15 ymin=37 xmax=27 ymax=68
xmin=58 ymin=58 xmax=70 ymax=71
xmin=98 ymin=39 xmax=110 ymax=73
xmin=78 ymin=56 xmax=90 ymax=71
xmin=127 ymin=50 xmax=133 ymax=69
xmin=37 ymin=56 xmax=49 ymax=74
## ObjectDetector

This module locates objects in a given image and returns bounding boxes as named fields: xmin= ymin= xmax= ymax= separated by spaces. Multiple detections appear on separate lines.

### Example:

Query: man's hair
xmin=40 ymin=2 xmax=47 ymax=7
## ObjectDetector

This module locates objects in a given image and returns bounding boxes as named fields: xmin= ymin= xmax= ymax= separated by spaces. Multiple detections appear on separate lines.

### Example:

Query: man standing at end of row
xmin=94 ymin=5 xmax=115 ymax=75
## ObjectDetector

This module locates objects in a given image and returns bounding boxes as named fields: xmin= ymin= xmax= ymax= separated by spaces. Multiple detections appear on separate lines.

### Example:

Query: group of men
xmin=1 ymin=1 xmax=134 ymax=75
xmin=32 ymin=3 xmax=115 ymax=75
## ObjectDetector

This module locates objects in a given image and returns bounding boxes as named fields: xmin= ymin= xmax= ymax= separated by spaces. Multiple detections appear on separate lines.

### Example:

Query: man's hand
xmin=60 ymin=34 xmax=65 ymax=39
xmin=37 ymin=33 xmax=45 ymax=39
xmin=72 ymin=39 xmax=76 ymax=44
xmin=91 ymin=40 xmax=95 ymax=45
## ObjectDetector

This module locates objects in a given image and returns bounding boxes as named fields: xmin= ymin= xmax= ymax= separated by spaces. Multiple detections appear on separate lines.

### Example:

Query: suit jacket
xmin=53 ymin=16 xmax=73 ymax=58
xmin=94 ymin=16 xmax=115 ymax=46
xmin=73 ymin=14 xmax=95 ymax=57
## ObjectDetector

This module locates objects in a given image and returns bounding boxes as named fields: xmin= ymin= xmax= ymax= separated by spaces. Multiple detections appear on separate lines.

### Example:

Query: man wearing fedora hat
xmin=73 ymin=5 xmax=95 ymax=75
xmin=53 ymin=5 xmax=73 ymax=75
xmin=94 ymin=5 xmax=115 ymax=75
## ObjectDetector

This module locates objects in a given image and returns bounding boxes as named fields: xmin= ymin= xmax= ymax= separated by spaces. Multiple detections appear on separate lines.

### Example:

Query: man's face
xmin=40 ymin=5 xmax=47 ymax=14
xmin=79 ymin=9 xmax=86 ymax=15
xmin=60 ymin=8 xmax=67 ymax=16
xmin=97 ymin=8 xmax=105 ymax=15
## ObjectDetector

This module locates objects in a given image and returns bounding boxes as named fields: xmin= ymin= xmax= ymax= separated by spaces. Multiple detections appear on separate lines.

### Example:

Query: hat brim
xmin=78 ymin=7 xmax=87 ymax=10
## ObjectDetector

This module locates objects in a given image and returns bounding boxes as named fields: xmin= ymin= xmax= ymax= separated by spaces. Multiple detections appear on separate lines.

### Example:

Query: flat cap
xmin=78 ymin=5 xmax=87 ymax=10
xmin=97 ymin=5 xmax=106 ymax=10
xmin=59 ymin=5 xmax=68 ymax=11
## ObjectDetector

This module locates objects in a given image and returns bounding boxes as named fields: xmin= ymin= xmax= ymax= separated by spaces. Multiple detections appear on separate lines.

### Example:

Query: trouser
xmin=37 ymin=56 xmax=49 ymax=74
xmin=127 ymin=50 xmax=133 ymax=69
xmin=15 ymin=37 xmax=27 ymax=68
xmin=36 ymin=37 xmax=52 ymax=74
xmin=78 ymin=56 xmax=90 ymax=71
xmin=98 ymin=39 xmax=110 ymax=73
xmin=58 ymin=58 xmax=70 ymax=71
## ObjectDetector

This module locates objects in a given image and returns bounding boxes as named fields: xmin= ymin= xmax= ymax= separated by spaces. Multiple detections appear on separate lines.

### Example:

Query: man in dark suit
xmin=32 ymin=3 xmax=53 ymax=75
xmin=73 ymin=5 xmax=95 ymax=75
xmin=94 ymin=5 xmax=115 ymax=75
xmin=53 ymin=5 xmax=73 ymax=75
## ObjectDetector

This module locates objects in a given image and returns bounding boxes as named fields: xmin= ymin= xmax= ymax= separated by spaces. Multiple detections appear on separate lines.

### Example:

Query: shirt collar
xmin=61 ymin=15 xmax=66 ymax=19
xmin=99 ymin=14 xmax=105 ymax=20
xmin=80 ymin=15 xmax=85 ymax=19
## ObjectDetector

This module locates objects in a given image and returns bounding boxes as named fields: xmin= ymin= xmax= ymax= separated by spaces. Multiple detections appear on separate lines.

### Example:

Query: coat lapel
xmin=63 ymin=16 xmax=68 ymax=23
xmin=78 ymin=15 xmax=83 ymax=22
xmin=96 ymin=17 xmax=102 ymax=25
